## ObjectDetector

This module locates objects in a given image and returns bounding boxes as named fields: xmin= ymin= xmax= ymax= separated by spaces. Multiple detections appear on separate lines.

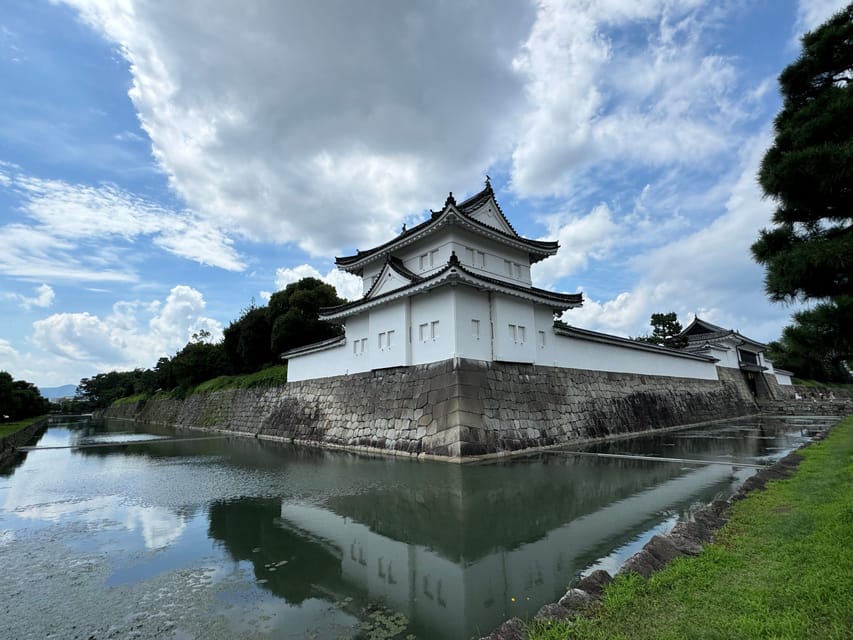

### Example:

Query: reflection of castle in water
xmin=207 ymin=452 xmax=743 ymax=638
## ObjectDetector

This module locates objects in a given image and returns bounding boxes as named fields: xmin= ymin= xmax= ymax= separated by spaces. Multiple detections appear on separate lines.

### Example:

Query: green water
xmin=0 ymin=415 xmax=830 ymax=639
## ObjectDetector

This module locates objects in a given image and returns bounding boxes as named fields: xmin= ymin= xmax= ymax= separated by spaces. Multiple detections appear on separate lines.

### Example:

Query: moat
xmin=0 ymin=414 xmax=833 ymax=639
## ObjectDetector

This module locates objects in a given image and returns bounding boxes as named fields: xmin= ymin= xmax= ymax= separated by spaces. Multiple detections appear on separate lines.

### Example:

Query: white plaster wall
xmin=287 ymin=314 xmax=372 ymax=381
xmin=411 ymin=288 xmax=456 ymax=365
xmin=775 ymin=371 xmax=793 ymax=385
xmin=492 ymin=295 xmax=536 ymax=364
xmin=453 ymin=287 xmax=492 ymax=361
xmin=537 ymin=332 xmax=719 ymax=380
xmin=286 ymin=342 xmax=357 ymax=381
xmin=368 ymin=299 xmax=409 ymax=370
xmin=447 ymin=228 xmax=531 ymax=286
xmin=398 ymin=237 xmax=456 ymax=278
xmin=534 ymin=306 xmax=556 ymax=357
xmin=713 ymin=344 xmax=741 ymax=368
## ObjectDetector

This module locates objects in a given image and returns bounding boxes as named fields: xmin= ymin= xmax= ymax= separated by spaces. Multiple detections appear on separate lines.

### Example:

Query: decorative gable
xmin=364 ymin=257 xmax=421 ymax=299
xmin=464 ymin=195 xmax=516 ymax=235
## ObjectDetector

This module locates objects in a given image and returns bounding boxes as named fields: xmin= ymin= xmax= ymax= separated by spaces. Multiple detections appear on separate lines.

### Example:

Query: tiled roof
xmin=335 ymin=181 xmax=557 ymax=272
xmin=553 ymin=322 xmax=718 ymax=362
xmin=320 ymin=252 xmax=581 ymax=320
xmin=679 ymin=316 xmax=767 ymax=350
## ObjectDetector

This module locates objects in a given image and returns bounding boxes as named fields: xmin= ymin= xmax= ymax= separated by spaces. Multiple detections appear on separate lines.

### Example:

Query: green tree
xmin=170 ymin=341 xmax=228 ymax=389
xmin=223 ymin=305 xmax=273 ymax=374
xmin=767 ymin=298 xmax=853 ymax=383
xmin=268 ymin=278 xmax=345 ymax=356
xmin=77 ymin=371 xmax=138 ymax=409
xmin=752 ymin=5 xmax=853 ymax=380
xmin=636 ymin=312 xmax=687 ymax=349
xmin=0 ymin=371 xmax=50 ymax=420
xmin=751 ymin=4 xmax=852 ymax=301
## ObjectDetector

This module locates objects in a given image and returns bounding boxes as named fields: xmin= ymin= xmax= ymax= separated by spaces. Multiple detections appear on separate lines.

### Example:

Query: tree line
xmin=0 ymin=371 xmax=50 ymax=421
xmin=73 ymin=277 xmax=345 ymax=410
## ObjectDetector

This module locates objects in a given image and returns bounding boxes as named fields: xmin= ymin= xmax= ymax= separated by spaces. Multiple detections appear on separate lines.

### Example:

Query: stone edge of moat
xmin=0 ymin=417 xmax=49 ymax=467
xmin=476 ymin=420 xmax=838 ymax=640
xmin=96 ymin=357 xmax=770 ymax=460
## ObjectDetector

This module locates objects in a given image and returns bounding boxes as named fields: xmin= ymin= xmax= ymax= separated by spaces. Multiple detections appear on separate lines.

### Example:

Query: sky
xmin=0 ymin=0 xmax=848 ymax=389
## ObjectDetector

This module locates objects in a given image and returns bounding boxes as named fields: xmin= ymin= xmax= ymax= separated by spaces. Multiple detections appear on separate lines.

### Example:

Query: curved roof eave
xmin=320 ymin=260 xmax=581 ymax=321
xmin=335 ymin=187 xmax=558 ymax=273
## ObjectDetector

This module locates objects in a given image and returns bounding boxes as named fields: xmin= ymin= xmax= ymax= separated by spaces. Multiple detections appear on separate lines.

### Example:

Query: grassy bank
xmin=0 ymin=415 xmax=48 ymax=439
xmin=109 ymin=365 xmax=290 ymax=407
xmin=528 ymin=416 xmax=853 ymax=640
xmin=189 ymin=364 xmax=288 ymax=394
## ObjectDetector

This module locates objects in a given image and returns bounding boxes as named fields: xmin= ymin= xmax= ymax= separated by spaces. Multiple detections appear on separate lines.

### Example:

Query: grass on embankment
xmin=111 ymin=364 xmax=290 ymax=407
xmin=528 ymin=416 xmax=853 ymax=640
xmin=185 ymin=364 xmax=288 ymax=394
xmin=0 ymin=415 xmax=47 ymax=438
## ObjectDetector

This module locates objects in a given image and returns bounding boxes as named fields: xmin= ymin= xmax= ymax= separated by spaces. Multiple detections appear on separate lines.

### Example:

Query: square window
xmin=387 ymin=330 xmax=394 ymax=348
xmin=518 ymin=325 xmax=526 ymax=344
xmin=508 ymin=323 xmax=517 ymax=341
xmin=430 ymin=320 xmax=439 ymax=340
xmin=360 ymin=338 xmax=367 ymax=353
xmin=477 ymin=251 xmax=486 ymax=267
xmin=465 ymin=247 xmax=475 ymax=264
xmin=514 ymin=263 xmax=522 ymax=279
xmin=378 ymin=332 xmax=385 ymax=349
xmin=429 ymin=249 xmax=439 ymax=266
xmin=504 ymin=260 xmax=512 ymax=276
xmin=419 ymin=254 xmax=428 ymax=271
xmin=353 ymin=341 xmax=359 ymax=355
xmin=538 ymin=330 xmax=546 ymax=348
xmin=471 ymin=319 xmax=480 ymax=340
xmin=419 ymin=323 xmax=429 ymax=342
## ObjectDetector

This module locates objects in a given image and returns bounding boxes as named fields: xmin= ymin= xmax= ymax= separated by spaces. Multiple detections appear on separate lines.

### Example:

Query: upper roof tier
xmin=678 ymin=317 xmax=767 ymax=350
xmin=335 ymin=180 xmax=559 ymax=275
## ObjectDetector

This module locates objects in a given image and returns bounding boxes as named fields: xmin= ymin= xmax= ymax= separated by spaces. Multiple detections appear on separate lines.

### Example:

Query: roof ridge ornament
xmin=449 ymin=250 xmax=460 ymax=266
xmin=445 ymin=192 xmax=456 ymax=208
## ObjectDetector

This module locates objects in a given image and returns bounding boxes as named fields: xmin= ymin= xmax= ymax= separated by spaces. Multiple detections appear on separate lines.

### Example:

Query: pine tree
xmin=752 ymin=4 xmax=853 ymax=382
xmin=751 ymin=4 xmax=853 ymax=301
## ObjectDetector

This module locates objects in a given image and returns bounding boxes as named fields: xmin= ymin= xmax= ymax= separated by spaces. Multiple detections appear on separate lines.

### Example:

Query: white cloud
xmin=510 ymin=0 xmax=744 ymax=197
xmin=794 ymin=0 xmax=850 ymax=36
xmin=0 ymin=224 xmax=136 ymax=282
xmin=4 ymin=171 xmax=244 ymax=273
xmin=273 ymin=265 xmax=362 ymax=302
xmin=29 ymin=285 xmax=222 ymax=374
xmin=562 ymin=130 xmax=795 ymax=343
xmin=7 ymin=283 xmax=55 ymax=310
xmin=532 ymin=204 xmax=619 ymax=288
xmin=62 ymin=0 xmax=536 ymax=257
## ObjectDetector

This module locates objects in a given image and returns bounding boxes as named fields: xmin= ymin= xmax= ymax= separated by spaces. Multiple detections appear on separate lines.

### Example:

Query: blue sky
xmin=0 ymin=0 xmax=847 ymax=388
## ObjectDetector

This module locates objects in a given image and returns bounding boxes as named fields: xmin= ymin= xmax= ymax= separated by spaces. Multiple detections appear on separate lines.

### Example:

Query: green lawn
xmin=528 ymin=416 xmax=853 ymax=640
xmin=0 ymin=415 xmax=48 ymax=439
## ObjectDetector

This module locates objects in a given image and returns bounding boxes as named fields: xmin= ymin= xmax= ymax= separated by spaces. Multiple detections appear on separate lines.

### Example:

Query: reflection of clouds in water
xmin=7 ymin=491 xmax=185 ymax=550
xmin=124 ymin=505 xmax=186 ymax=549
xmin=0 ymin=529 xmax=15 ymax=546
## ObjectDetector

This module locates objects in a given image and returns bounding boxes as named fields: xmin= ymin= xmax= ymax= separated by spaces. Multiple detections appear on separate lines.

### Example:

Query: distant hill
xmin=39 ymin=384 xmax=78 ymax=400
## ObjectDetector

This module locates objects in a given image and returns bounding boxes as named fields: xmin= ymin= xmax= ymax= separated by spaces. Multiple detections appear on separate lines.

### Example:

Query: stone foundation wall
xmin=101 ymin=359 xmax=760 ymax=460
